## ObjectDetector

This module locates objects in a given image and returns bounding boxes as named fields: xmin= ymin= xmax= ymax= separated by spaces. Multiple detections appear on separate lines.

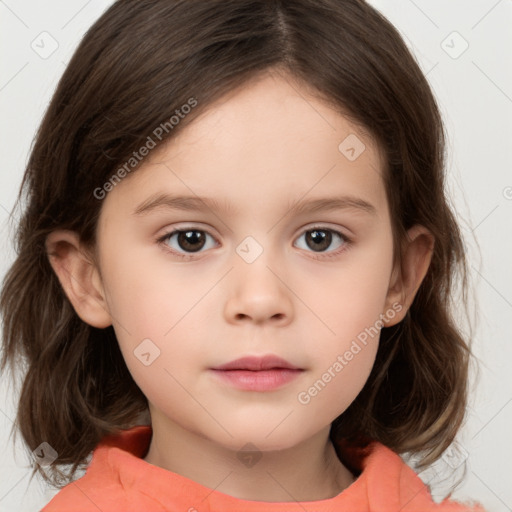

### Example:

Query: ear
xmin=383 ymin=225 xmax=434 ymax=327
xmin=45 ymin=230 xmax=112 ymax=328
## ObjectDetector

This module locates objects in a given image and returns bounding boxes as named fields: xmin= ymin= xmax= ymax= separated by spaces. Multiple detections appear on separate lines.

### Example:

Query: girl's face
xmin=95 ymin=71 xmax=399 ymax=452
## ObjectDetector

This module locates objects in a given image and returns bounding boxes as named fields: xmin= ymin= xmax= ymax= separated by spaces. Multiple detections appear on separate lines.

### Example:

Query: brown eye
xmin=294 ymin=227 xmax=349 ymax=257
xmin=159 ymin=228 xmax=217 ymax=257
xmin=305 ymin=230 xmax=332 ymax=252
xmin=176 ymin=230 xmax=207 ymax=252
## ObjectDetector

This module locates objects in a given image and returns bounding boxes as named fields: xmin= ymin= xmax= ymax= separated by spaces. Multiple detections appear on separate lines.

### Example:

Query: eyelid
xmin=156 ymin=222 xmax=220 ymax=242
xmin=295 ymin=222 xmax=352 ymax=239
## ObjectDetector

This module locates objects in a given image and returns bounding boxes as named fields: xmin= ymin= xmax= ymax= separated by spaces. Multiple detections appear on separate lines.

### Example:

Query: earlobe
xmin=383 ymin=225 xmax=434 ymax=327
xmin=45 ymin=230 xmax=112 ymax=328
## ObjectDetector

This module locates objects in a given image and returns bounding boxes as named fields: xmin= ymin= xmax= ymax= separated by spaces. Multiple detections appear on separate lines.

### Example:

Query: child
xmin=0 ymin=0 xmax=487 ymax=510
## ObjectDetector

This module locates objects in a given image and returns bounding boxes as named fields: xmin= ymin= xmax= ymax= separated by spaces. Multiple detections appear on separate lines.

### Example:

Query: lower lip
xmin=210 ymin=369 xmax=303 ymax=391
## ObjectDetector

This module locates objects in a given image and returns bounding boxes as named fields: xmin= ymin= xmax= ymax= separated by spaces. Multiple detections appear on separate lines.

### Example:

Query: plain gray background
xmin=1 ymin=1 xmax=511 ymax=510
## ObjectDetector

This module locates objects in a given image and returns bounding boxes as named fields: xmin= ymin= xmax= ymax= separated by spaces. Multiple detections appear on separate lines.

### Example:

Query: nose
xmin=223 ymin=253 xmax=294 ymax=326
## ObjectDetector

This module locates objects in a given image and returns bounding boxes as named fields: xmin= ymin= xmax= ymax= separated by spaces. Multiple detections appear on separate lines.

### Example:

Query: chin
xmin=212 ymin=421 xmax=316 ymax=454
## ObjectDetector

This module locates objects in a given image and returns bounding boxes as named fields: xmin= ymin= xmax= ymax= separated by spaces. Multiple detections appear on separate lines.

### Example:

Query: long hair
xmin=1 ymin=0 xmax=473 ymax=487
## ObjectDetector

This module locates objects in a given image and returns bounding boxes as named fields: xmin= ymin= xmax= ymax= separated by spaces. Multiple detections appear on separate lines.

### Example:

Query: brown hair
xmin=1 ymin=0 xmax=475 ymax=488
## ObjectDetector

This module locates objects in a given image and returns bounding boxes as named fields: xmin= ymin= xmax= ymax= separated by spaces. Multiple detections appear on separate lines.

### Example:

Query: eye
xmin=157 ymin=228 xmax=217 ymax=259
xmin=294 ymin=226 xmax=351 ymax=259
xmin=157 ymin=225 xmax=351 ymax=260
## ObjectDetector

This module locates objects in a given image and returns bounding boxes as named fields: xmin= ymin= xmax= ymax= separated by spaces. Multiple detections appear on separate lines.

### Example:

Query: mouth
xmin=212 ymin=355 xmax=301 ymax=371
xmin=210 ymin=355 xmax=304 ymax=391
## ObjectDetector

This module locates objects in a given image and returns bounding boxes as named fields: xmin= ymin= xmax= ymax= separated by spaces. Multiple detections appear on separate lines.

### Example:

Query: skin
xmin=46 ymin=69 xmax=433 ymax=502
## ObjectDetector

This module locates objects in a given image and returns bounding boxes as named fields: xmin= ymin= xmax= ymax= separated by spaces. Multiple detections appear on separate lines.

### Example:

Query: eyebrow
xmin=133 ymin=193 xmax=377 ymax=217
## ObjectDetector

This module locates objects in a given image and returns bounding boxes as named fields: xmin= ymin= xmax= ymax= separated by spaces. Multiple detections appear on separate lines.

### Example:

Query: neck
xmin=143 ymin=416 xmax=355 ymax=502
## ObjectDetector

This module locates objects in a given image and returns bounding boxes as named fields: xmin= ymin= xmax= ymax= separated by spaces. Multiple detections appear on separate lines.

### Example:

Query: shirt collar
xmin=91 ymin=424 xmax=416 ymax=511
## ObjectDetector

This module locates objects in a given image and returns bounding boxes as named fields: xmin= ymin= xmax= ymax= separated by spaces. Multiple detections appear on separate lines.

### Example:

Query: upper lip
xmin=212 ymin=355 xmax=302 ymax=371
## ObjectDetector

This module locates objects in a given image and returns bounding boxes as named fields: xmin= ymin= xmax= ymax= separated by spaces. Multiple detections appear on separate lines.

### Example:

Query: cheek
xmin=295 ymin=340 xmax=378 ymax=431
xmin=99 ymin=244 xmax=216 ymax=377
xmin=302 ymin=235 xmax=394 ymax=345
xmin=295 ymin=266 xmax=388 ymax=422
xmin=100 ymin=241 xmax=207 ymax=334
xmin=294 ymin=235 xmax=393 ymax=406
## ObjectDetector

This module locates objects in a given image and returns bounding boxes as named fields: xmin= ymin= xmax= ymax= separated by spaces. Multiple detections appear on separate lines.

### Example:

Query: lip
xmin=212 ymin=355 xmax=301 ymax=371
xmin=210 ymin=355 xmax=304 ymax=392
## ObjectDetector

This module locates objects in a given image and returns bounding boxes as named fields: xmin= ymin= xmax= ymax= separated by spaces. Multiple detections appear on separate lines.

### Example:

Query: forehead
xmin=102 ymin=71 xmax=387 ymax=220
xmin=168 ymin=70 xmax=382 ymax=166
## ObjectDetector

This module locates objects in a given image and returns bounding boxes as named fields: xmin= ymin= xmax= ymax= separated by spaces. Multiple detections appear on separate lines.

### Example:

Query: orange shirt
xmin=42 ymin=425 xmax=486 ymax=511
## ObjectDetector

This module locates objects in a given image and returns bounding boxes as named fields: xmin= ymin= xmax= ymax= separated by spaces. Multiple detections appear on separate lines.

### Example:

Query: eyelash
xmin=156 ymin=225 xmax=352 ymax=261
